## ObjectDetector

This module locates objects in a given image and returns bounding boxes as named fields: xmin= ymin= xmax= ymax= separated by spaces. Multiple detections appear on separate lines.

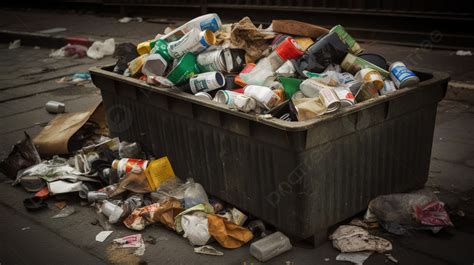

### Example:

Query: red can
xmin=112 ymin=158 xmax=149 ymax=177
xmin=275 ymin=37 xmax=304 ymax=61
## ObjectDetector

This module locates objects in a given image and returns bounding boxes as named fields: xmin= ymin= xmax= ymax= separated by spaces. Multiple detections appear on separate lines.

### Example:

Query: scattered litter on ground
xmin=56 ymin=72 xmax=92 ymax=86
xmin=45 ymin=101 xmax=66 ymax=114
xmin=118 ymin=17 xmax=143 ymax=23
xmin=21 ymin=226 xmax=31 ymax=231
xmin=250 ymin=231 xmax=292 ymax=262
xmin=96 ymin=231 xmax=113 ymax=242
xmin=87 ymin=38 xmax=115 ymax=59
xmin=112 ymin=234 xmax=146 ymax=256
xmin=51 ymin=205 xmax=76 ymax=218
xmin=330 ymin=225 xmax=392 ymax=253
xmin=50 ymin=44 xmax=88 ymax=58
xmin=456 ymin=50 xmax=472 ymax=56
xmin=8 ymin=39 xmax=21 ymax=49
xmin=335 ymin=251 xmax=373 ymax=265
xmin=385 ymin=253 xmax=399 ymax=263
xmin=365 ymin=189 xmax=453 ymax=234
xmin=194 ymin=245 xmax=224 ymax=256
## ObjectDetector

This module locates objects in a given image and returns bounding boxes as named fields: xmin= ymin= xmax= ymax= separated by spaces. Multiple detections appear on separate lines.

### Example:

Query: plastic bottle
xmin=160 ymin=14 xmax=222 ymax=43
xmin=241 ymin=37 xmax=304 ymax=86
xmin=249 ymin=232 xmax=292 ymax=262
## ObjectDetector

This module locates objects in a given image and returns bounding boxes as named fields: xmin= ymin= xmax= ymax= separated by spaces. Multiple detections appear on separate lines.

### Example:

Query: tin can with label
xmin=45 ymin=101 xmax=66 ymax=113
xmin=341 ymin=53 xmax=389 ymax=78
xmin=167 ymin=29 xmax=216 ymax=59
xmin=319 ymin=88 xmax=341 ymax=113
xmin=244 ymin=85 xmax=281 ymax=109
xmin=389 ymin=61 xmax=420 ymax=89
xmin=197 ymin=48 xmax=246 ymax=74
xmin=338 ymin=72 xmax=356 ymax=84
xmin=333 ymin=87 xmax=355 ymax=107
xmin=330 ymin=25 xmax=363 ymax=54
xmin=194 ymin=92 xmax=213 ymax=100
xmin=299 ymin=78 xmax=333 ymax=98
xmin=355 ymin=68 xmax=384 ymax=90
xmin=213 ymin=90 xmax=240 ymax=105
xmin=189 ymin=71 xmax=225 ymax=94
xmin=379 ymin=80 xmax=397 ymax=95
xmin=356 ymin=82 xmax=379 ymax=102
xmin=112 ymin=158 xmax=149 ymax=178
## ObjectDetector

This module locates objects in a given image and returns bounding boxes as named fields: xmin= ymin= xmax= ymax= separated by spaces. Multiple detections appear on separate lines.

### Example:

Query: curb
xmin=0 ymin=30 xmax=95 ymax=49
xmin=446 ymin=81 xmax=474 ymax=105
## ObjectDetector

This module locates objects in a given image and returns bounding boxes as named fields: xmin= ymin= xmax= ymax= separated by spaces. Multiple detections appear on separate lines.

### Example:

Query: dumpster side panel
xmin=99 ymin=80 xmax=302 ymax=232
xmin=297 ymin=103 xmax=437 ymax=239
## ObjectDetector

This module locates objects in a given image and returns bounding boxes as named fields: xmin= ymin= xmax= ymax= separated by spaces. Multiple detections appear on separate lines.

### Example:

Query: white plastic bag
xmin=184 ymin=179 xmax=209 ymax=209
xmin=181 ymin=213 xmax=211 ymax=246
xmin=87 ymin=38 xmax=115 ymax=59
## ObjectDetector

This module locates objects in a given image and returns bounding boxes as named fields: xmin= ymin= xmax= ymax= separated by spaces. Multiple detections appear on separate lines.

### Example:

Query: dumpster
xmin=90 ymin=65 xmax=449 ymax=244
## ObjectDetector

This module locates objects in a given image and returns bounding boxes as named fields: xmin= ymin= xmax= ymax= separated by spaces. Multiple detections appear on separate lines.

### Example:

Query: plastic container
xmin=91 ymin=64 xmax=449 ymax=245
xmin=250 ymin=232 xmax=292 ymax=262
xmin=160 ymin=14 xmax=222 ymax=43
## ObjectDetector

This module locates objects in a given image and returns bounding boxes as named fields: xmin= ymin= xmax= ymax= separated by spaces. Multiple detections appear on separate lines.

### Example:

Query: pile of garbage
xmin=0 ymin=123 xmax=289 ymax=261
xmin=114 ymin=14 xmax=420 ymax=121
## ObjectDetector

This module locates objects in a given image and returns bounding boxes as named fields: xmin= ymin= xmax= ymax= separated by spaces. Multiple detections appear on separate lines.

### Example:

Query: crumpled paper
xmin=230 ymin=17 xmax=275 ymax=63
xmin=123 ymin=197 xmax=183 ymax=231
xmin=329 ymin=225 xmax=392 ymax=253
xmin=207 ymin=214 xmax=253 ymax=249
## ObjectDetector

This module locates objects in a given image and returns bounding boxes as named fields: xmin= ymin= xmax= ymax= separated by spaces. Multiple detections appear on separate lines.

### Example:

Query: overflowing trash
xmin=113 ymin=14 xmax=421 ymax=122
xmin=0 ymin=13 xmax=450 ymax=264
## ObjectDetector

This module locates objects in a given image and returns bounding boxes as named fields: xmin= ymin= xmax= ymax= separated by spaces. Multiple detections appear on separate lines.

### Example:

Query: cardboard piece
xmin=34 ymin=102 xmax=106 ymax=155
xmin=271 ymin=20 xmax=329 ymax=39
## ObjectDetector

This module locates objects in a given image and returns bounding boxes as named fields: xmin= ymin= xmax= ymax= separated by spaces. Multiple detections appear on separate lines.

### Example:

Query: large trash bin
xmin=91 ymin=65 xmax=449 ymax=244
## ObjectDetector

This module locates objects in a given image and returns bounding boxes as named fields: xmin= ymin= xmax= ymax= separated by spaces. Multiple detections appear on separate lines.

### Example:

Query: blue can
xmin=389 ymin=61 xmax=420 ymax=89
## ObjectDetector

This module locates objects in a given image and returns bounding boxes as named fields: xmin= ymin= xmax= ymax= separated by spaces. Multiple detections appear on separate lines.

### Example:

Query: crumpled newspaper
xmin=230 ymin=17 xmax=275 ymax=63
xmin=329 ymin=225 xmax=392 ymax=253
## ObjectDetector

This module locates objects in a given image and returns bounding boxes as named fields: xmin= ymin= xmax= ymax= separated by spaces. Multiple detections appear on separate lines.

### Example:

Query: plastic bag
xmin=151 ymin=177 xmax=188 ymax=203
xmin=181 ymin=212 xmax=211 ymax=246
xmin=184 ymin=179 xmax=209 ymax=209
xmin=0 ymin=132 xmax=41 ymax=180
xmin=366 ymin=189 xmax=453 ymax=233
xmin=87 ymin=38 xmax=115 ymax=59
xmin=292 ymin=32 xmax=349 ymax=75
